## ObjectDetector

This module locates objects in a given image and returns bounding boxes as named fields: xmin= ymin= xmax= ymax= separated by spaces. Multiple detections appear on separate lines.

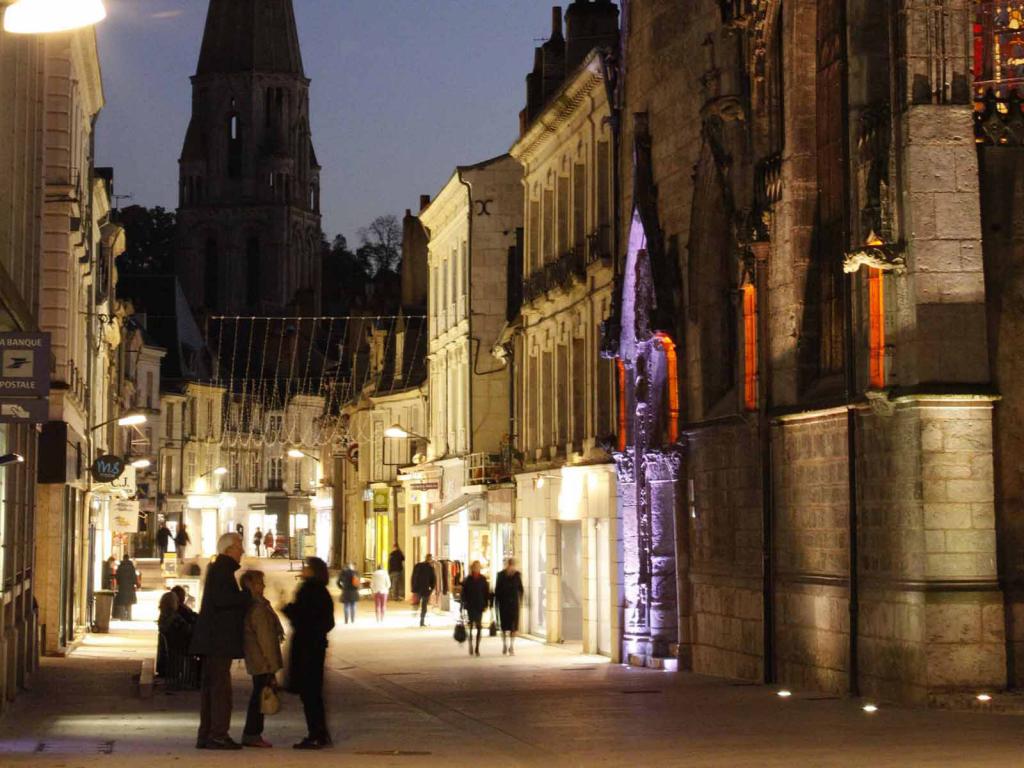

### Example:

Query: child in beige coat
xmin=240 ymin=570 xmax=284 ymax=748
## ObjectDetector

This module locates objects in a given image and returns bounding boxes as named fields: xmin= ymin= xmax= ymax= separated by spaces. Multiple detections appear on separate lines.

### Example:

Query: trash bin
xmin=94 ymin=590 xmax=115 ymax=633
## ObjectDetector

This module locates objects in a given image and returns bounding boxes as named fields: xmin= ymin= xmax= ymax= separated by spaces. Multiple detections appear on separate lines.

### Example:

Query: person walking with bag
xmin=190 ymin=533 xmax=251 ymax=750
xmin=460 ymin=560 xmax=491 ymax=657
xmin=283 ymin=557 xmax=335 ymax=750
xmin=338 ymin=562 xmax=360 ymax=624
xmin=175 ymin=524 xmax=191 ymax=569
xmin=370 ymin=566 xmax=391 ymax=624
xmin=240 ymin=570 xmax=284 ymax=749
xmin=252 ymin=527 xmax=263 ymax=558
xmin=494 ymin=558 xmax=525 ymax=656
xmin=264 ymin=530 xmax=275 ymax=556
xmin=411 ymin=554 xmax=437 ymax=627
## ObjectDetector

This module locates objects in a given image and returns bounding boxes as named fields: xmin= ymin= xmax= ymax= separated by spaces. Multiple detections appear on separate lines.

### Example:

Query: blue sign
xmin=91 ymin=454 xmax=125 ymax=483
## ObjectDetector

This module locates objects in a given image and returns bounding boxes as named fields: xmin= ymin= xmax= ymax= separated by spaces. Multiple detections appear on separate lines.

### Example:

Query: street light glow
xmin=117 ymin=413 xmax=147 ymax=427
xmin=0 ymin=453 xmax=25 ymax=467
xmin=977 ymin=693 xmax=992 ymax=702
xmin=130 ymin=458 xmax=151 ymax=469
xmin=862 ymin=704 xmax=878 ymax=713
xmin=777 ymin=690 xmax=792 ymax=698
xmin=384 ymin=423 xmax=411 ymax=439
xmin=3 ymin=0 xmax=107 ymax=34
xmin=287 ymin=448 xmax=305 ymax=459
xmin=213 ymin=466 xmax=228 ymax=476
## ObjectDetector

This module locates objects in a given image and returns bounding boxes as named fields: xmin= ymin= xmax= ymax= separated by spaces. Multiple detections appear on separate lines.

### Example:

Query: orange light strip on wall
xmin=616 ymin=359 xmax=627 ymax=452
xmin=868 ymin=267 xmax=885 ymax=389
xmin=655 ymin=333 xmax=680 ymax=444
xmin=742 ymin=284 xmax=758 ymax=411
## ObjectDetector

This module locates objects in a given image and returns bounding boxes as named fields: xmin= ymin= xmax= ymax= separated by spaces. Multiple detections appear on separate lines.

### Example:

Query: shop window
xmin=868 ymin=267 xmax=886 ymax=389
xmin=974 ymin=2 xmax=1024 ymax=99
xmin=743 ymin=284 xmax=758 ymax=411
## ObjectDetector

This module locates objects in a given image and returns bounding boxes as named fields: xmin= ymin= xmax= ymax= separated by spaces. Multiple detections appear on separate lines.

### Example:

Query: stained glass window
xmin=974 ymin=2 xmax=1024 ymax=99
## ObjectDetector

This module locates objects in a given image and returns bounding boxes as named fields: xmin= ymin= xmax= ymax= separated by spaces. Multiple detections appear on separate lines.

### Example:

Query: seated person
xmin=156 ymin=591 xmax=192 ymax=678
xmin=171 ymin=585 xmax=198 ymax=625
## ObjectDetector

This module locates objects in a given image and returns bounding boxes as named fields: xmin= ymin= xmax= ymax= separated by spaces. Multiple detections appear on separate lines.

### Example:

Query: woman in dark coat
xmin=156 ymin=590 xmax=192 ymax=678
xmin=283 ymin=557 xmax=336 ymax=750
xmin=460 ymin=560 xmax=491 ymax=657
xmin=114 ymin=555 xmax=140 ymax=620
xmin=494 ymin=558 xmax=525 ymax=656
xmin=337 ymin=563 xmax=360 ymax=624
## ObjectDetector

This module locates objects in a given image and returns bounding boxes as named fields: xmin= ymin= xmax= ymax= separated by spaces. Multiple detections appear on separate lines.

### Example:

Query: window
xmin=573 ymin=163 xmax=586 ymax=259
xmin=596 ymin=141 xmax=611 ymax=256
xmin=528 ymin=199 xmax=541 ymax=275
xmin=204 ymin=237 xmax=218 ymax=309
xmin=227 ymin=112 xmax=242 ymax=178
xmin=656 ymin=334 xmax=680 ymax=444
xmin=543 ymin=189 xmax=555 ymax=264
xmin=186 ymin=453 xmax=196 ymax=486
xmin=743 ymin=284 xmax=758 ymax=411
xmin=268 ymin=457 xmax=283 ymax=488
xmin=188 ymin=398 xmax=197 ymax=436
xmin=868 ymin=268 xmax=885 ymax=389
xmin=974 ymin=2 xmax=1024 ymax=98
xmin=206 ymin=400 xmax=214 ymax=438
xmin=557 ymin=175 xmax=570 ymax=256
xmin=145 ymin=372 xmax=154 ymax=408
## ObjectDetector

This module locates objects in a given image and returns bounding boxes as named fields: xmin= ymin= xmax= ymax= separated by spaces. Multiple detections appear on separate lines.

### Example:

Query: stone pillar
xmin=646 ymin=451 xmax=683 ymax=661
xmin=615 ymin=451 xmax=645 ymax=661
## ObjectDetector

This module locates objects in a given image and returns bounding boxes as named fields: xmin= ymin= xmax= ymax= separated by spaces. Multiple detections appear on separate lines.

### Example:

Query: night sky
xmin=95 ymin=0 xmax=561 ymax=245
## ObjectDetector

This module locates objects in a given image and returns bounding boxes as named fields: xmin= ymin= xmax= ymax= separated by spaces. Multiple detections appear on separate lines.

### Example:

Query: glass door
xmin=559 ymin=521 xmax=583 ymax=642
xmin=530 ymin=519 xmax=547 ymax=636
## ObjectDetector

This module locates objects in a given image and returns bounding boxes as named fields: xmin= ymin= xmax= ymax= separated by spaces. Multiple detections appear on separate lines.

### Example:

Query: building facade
xmin=400 ymin=157 xmax=522 ymax=607
xmin=508 ymin=2 xmax=622 ymax=658
xmin=601 ymin=0 xmax=1024 ymax=704
xmin=175 ymin=0 xmax=323 ymax=318
xmin=0 ymin=20 xmax=47 ymax=712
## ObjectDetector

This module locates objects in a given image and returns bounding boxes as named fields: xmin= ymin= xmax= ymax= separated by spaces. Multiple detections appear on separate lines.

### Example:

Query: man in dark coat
xmin=155 ymin=523 xmax=171 ymax=563
xmin=388 ymin=544 xmax=405 ymax=600
xmin=190 ymin=532 xmax=250 ymax=750
xmin=410 ymin=553 xmax=437 ymax=627
xmin=460 ymin=561 xmax=491 ymax=656
xmin=113 ymin=556 xmax=139 ymax=620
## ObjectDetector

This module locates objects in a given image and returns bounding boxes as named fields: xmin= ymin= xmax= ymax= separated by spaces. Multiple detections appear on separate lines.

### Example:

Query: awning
xmin=410 ymin=492 xmax=484 ymax=534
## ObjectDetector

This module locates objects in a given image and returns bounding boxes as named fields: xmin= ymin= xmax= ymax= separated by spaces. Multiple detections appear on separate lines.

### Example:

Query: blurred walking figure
xmin=338 ymin=563 xmax=360 ymax=624
xmin=253 ymin=527 xmax=263 ymax=557
xmin=411 ymin=554 xmax=437 ymax=627
xmin=263 ymin=529 xmax=275 ymax=555
xmin=240 ymin=570 xmax=284 ymax=749
xmin=388 ymin=544 xmax=405 ymax=600
xmin=113 ymin=554 xmax=140 ymax=620
xmin=370 ymin=566 xmax=391 ymax=623
xmin=460 ymin=561 xmax=491 ymax=657
xmin=156 ymin=522 xmax=171 ymax=563
xmin=190 ymin=532 xmax=251 ymax=750
xmin=494 ymin=558 xmax=525 ymax=656
xmin=284 ymin=557 xmax=335 ymax=750
xmin=175 ymin=524 xmax=191 ymax=568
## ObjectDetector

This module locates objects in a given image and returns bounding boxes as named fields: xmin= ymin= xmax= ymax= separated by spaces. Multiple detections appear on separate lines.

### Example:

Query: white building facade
xmin=509 ymin=50 xmax=622 ymax=660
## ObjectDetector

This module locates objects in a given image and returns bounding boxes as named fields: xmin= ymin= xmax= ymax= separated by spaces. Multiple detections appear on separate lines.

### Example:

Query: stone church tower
xmin=176 ymin=0 xmax=322 ymax=318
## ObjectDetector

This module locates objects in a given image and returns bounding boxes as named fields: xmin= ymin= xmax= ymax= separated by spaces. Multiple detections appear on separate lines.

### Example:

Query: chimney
xmin=525 ymin=47 xmax=544 ymax=130
xmin=419 ymin=194 xmax=431 ymax=211
xmin=565 ymin=0 xmax=620 ymax=73
xmin=540 ymin=6 xmax=566 ymax=104
xmin=402 ymin=207 xmax=429 ymax=311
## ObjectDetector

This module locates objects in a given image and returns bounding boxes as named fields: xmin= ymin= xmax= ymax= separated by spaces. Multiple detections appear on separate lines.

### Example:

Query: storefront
xmin=516 ymin=464 xmax=621 ymax=660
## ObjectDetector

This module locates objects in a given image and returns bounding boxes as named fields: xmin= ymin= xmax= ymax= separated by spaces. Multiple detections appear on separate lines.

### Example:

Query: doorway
xmin=559 ymin=521 xmax=583 ymax=643
xmin=595 ymin=518 xmax=612 ymax=656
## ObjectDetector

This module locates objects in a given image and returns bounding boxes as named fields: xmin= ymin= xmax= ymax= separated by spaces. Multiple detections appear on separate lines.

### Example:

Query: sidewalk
xmin=7 ymin=573 xmax=1024 ymax=766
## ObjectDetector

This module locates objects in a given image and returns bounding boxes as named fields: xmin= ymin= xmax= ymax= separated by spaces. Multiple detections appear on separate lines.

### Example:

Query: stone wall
xmin=686 ymin=420 xmax=763 ymax=681
xmin=772 ymin=410 xmax=851 ymax=694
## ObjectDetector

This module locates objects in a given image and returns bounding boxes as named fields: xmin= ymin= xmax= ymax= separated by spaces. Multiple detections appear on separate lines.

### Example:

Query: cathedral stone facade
xmin=604 ymin=0 xmax=1022 ymax=705
xmin=176 ymin=0 xmax=323 ymax=318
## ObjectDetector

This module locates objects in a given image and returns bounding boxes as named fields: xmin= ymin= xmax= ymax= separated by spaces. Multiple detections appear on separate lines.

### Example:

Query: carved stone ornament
xmin=843 ymin=236 xmax=906 ymax=275
xmin=865 ymin=389 xmax=896 ymax=417
xmin=614 ymin=450 xmax=636 ymax=484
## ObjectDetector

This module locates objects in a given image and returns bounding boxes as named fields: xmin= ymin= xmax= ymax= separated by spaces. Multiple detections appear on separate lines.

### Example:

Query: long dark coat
xmin=189 ymin=555 xmax=250 ymax=658
xmin=114 ymin=559 xmax=138 ymax=607
xmin=283 ymin=579 xmax=335 ymax=694
xmin=411 ymin=561 xmax=436 ymax=596
xmin=338 ymin=567 xmax=360 ymax=604
xmin=494 ymin=570 xmax=524 ymax=632
xmin=460 ymin=574 xmax=491 ymax=622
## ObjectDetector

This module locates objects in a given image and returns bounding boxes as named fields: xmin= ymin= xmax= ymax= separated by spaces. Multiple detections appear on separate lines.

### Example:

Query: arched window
xmin=742 ymin=284 xmax=758 ymax=411
xmin=655 ymin=333 xmax=680 ymax=444
xmin=227 ymin=111 xmax=242 ymax=179
xmin=204 ymin=236 xmax=219 ymax=308
xmin=246 ymin=236 xmax=261 ymax=307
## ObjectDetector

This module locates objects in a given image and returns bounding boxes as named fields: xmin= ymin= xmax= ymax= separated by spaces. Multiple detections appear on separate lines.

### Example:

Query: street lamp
xmin=287 ymin=448 xmax=321 ymax=462
xmin=92 ymin=409 xmax=148 ymax=431
xmin=200 ymin=466 xmax=228 ymax=479
xmin=384 ymin=423 xmax=428 ymax=441
xmin=3 ymin=0 xmax=107 ymax=34
xmin=0 ymin=453 xmax=24 ymax=467
xmin=130 ymin=458 xmax=152 ymax=470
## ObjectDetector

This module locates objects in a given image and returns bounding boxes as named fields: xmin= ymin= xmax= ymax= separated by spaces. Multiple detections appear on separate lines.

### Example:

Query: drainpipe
xmin=753 ymin=242 xmax=775 ymax=684
xmin=457 ymin=170 xmax=473 ymax=459
xmin=844 ymin=272 xmax=860 ymax=698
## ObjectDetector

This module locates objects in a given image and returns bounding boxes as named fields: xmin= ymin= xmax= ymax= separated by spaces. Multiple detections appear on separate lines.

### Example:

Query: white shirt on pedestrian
xmin=370 ymin=569 xmax=391 ymax=594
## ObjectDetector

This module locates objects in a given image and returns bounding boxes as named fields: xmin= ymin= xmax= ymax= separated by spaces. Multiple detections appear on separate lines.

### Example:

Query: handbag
xmin=260 ymin=683 xmax=281 ymax=715
xmin=489 ymin=621 xmax=498 ymax=637
xmin=453 ymin=620 xmax=467 ymax=644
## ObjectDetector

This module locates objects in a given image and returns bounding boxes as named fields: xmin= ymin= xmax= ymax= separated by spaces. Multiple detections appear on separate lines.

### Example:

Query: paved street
xmin=0 ymin=565 xmax=1023 ymax=767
